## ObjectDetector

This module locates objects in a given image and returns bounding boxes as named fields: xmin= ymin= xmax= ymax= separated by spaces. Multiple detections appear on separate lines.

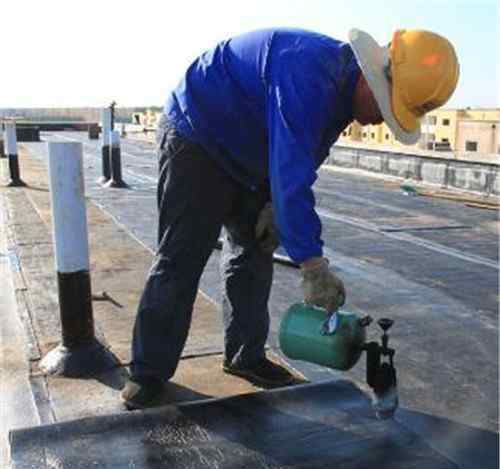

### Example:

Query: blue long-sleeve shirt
xmin=164 ymin=28 xmax=360 ymax=263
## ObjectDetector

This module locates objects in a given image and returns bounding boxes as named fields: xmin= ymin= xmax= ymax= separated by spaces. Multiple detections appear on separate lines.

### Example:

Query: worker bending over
xmin=122 ymin=27 xmax=459 ymax=409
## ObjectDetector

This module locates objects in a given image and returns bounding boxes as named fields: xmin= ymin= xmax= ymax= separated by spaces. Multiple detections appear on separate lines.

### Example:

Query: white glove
xmin=301 ymin=257 xmax=346 ymax=311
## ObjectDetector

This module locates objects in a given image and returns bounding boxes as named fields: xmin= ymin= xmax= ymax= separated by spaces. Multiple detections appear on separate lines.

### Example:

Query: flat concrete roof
xmin=2 ymin=131 xmax=498 ymax=468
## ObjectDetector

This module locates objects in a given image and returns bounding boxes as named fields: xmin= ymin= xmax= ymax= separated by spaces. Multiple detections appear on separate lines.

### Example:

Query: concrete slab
xmin=11 ymin=380 xmax=496 ymax=469
xmin=5 ymin=149 xmax=225 ymax=365
xmin=43 ymin=351 xmax=304 ymax=423
xmin=0 ymin=163 xmax=40 ymax=467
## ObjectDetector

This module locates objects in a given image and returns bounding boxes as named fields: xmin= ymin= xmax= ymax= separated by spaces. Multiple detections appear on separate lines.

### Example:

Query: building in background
xmin=0 ymin=107 xmax=152 ymax=124
xmin=339 ymin=108 xmax=500 ymax=159
xmin=131 ymin=109 xmax=162 ymax=130
xmin=3 ymin=106 xmax=497 ymax=159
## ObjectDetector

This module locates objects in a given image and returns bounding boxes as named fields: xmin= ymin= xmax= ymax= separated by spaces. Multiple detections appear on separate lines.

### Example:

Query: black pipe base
xmin=7 ymin=153 xmax=26 ymax=187
xmin=98 ymin=145 xmax=111 ymax=184
xmin=58 ymin=270 xmax=95 ymax=346
xmin=39 ymin=339 xmax=120 ymax=377
xmin=108 ymin=147 xmax=127 ymax=188
xmin=7 ymin=179 xmax=27 ymax=187
xmin=103 ymin=178 xmax=129 ymax=189
xmin=0 ymin=140 xmax=5 ymax=158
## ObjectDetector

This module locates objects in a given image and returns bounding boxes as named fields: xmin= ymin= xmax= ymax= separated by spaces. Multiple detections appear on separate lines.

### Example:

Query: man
xmin=122 ymin=27 xmax=459 ymax=409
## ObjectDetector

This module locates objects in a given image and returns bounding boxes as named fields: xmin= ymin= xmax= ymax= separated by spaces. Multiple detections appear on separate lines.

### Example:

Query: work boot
xmin=121 ymin=376 xmax=164 ymax=410
xmin=222 ymin=357 xmax=295 ymax=387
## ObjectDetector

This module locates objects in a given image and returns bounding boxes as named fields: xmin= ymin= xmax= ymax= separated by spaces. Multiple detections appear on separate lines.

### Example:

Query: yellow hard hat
xmin=349 ymin=28 xmax=460 ymax=144
xmin=390 ymin=29 xmax=460 ymax=133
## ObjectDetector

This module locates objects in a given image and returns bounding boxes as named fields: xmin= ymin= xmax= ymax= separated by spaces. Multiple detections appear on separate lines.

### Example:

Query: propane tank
xmin=279 ymin=303 xmax=399 ymax=419
xmin=279 ymin=303 xmax=372 ymax=371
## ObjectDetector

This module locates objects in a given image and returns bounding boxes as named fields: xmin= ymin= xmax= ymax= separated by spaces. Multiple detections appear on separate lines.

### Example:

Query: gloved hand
xmin=255 ymin=202 xmax=280 ymax=254
xmin=300 ymin=257 xmax=346 ymax=311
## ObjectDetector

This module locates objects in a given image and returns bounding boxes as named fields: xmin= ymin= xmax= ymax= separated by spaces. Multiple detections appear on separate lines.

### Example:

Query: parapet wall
xmin=327 ymin=145 xmax=500 ymax=197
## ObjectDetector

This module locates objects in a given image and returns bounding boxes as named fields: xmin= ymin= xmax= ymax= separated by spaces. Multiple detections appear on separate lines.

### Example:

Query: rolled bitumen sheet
xmin=10 ymin=380 xmax=497 ymax=469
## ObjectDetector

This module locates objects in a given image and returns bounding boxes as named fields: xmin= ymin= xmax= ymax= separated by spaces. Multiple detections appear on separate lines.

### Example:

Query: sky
xmin=2 ymin=0 xmax=498 ymax=109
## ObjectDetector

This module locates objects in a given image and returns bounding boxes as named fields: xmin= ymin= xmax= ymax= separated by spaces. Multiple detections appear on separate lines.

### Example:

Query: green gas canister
xmin=279 ymin=303 xmax=372 ymax=371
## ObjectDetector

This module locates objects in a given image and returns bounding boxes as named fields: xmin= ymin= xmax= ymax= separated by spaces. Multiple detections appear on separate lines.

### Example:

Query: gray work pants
xmin=131 ymin=125 xmax=273 ymax=381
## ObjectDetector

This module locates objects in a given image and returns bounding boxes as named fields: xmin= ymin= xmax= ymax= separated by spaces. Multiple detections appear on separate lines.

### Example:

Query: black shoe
xmin=222 ymin=357 xmax=295 ymax=387
xmin=121 ymin=376 xmax=164 ymax=410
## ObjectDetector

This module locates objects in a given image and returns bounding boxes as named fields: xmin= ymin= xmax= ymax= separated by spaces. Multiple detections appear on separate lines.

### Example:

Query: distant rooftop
xmin=439 ymin=107 xmax=500 ymax=111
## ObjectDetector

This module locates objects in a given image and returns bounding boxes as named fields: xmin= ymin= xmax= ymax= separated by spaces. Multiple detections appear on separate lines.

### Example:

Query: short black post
xmin=39 ymin=141 xmax=118 ymax=377
xmin=109 ymin=100 xmax=116 ymax=131
xmin=5 ymin=122 xmax=26 ymax=187
xmin=100 ymin=144 xmax=111 ymax=183
xmin=0 ymin=122 xmax=5 ymax=158
xmin=98 ymin=108 xmax=112 ymax=184
xmin=88 ymin=124 xmax=99 ymax=140
xmin=104 ymin=130 xmax=128 ymax=188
